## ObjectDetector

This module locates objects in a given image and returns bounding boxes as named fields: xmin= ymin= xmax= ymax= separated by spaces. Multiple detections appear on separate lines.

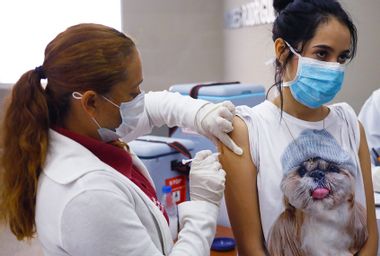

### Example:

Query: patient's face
xmin=283 ymin=17 xmax=351 ymax=83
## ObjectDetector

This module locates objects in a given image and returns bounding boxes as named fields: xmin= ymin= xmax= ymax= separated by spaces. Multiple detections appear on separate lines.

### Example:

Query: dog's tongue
xmin=312 ymin=188 xmax=329 ymax=199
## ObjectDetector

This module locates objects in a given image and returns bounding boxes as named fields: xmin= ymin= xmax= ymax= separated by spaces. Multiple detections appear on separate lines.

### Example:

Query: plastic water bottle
xmin=161 ymin=185 xmax=178 ymax=240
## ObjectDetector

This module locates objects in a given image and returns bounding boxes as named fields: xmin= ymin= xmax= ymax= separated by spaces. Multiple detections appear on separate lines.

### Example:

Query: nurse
xmin=0 ymin=23 xmax=240 ymax=255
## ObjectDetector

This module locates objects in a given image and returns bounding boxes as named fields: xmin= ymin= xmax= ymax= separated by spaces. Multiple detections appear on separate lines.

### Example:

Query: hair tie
xmin=34 ymin=66 xmax=47 ymax=79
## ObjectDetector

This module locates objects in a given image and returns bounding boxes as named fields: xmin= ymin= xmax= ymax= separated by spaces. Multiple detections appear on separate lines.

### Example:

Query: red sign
xmin=165 ymin=175 xmax=187 ymax=204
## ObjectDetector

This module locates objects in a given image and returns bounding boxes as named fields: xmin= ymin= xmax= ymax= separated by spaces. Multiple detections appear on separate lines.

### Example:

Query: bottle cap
xmin=211 ymin=237 xmax=236 ymax=251
xmin=162 ymin=185 xmax=172 ymax=194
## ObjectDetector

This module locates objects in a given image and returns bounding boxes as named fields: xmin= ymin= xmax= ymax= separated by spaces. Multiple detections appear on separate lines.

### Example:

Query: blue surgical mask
xmin=282 ymin=41 xmax=345 ymax=108
xmin=72 ymin=91 xmax=145 ymax=142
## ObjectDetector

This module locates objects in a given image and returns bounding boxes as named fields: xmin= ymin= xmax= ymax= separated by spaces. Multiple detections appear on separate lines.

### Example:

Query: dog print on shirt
xmin=268 ymin=129 xmax=368 ymax=256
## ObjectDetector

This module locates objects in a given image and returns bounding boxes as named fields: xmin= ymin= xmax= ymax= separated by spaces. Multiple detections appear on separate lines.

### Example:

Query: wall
xmin=3 ymin=0 xmax=378 ymax=112
xmin=0 ymin=85 xmax=10 ymax=101
xmin=121 ymin=0 xmax=225 ymax=92
xmin=121 ymin=0 xmax=225 ymax=135
xmin=223 ymin=0 xmax=380 ymax=112
xmin=0 ymin=84 xmax=10 ymax=118
xmin=336 ymin=0 xmax=380 ymax=112
xmin=0 ymin=1 xmax=225 ymax=136
xmin=0 ymin=0 xmax=225 ymax=105
xmin=223 ymin=0 xmax=274 ymax=91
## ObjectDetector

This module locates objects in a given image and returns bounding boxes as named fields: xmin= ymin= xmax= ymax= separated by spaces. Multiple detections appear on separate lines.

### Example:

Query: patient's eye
xmin=314 ymin=50 xmax=328 ymax=61
xmin=297 ymin=167 xmax=307 ymax=177
xmin=338 ymin=52 xmax=351 ymax=64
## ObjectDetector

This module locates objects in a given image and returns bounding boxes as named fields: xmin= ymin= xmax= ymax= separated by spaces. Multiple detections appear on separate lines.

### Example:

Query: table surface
xmin=211 ymin=226 xmax=237 ymax=256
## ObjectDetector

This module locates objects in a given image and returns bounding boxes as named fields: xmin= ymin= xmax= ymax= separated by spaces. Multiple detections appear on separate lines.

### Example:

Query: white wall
xmin=121 ymin=0 xmax=225 ymax=92
xmin=223 ymin=0 xmax=274 ymax=90
xmin=223 ymin=0 xmax=380 ymax=112
xmin=3 ymin=0 xmax=378 ymax=112
xmin=0 ymin=84 xmax=11 ymax=115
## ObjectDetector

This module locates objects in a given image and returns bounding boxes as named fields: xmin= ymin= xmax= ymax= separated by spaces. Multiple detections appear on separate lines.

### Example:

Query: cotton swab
xmin=181 ymin=152 xmax=220 ymax=165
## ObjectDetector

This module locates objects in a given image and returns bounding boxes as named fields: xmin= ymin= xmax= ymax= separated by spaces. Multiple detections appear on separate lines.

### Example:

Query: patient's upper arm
xmin=217 ymin=116 xmax=266 ymax=254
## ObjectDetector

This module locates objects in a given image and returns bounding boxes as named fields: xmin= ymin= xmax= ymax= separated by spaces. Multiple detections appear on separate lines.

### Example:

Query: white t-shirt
xmin=236 ymin=100 xmax=366 ymax=245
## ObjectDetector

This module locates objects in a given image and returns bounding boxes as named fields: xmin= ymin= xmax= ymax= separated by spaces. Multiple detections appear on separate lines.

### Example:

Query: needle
xmin=182 ymin=152 xmax=220 ymax=165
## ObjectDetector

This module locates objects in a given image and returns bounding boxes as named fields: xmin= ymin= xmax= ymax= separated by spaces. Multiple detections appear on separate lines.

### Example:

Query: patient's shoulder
xmin=219 ymin=116 xmax=250 ymax=156
xmin=231 ymin=116 xmax=249 ymax=141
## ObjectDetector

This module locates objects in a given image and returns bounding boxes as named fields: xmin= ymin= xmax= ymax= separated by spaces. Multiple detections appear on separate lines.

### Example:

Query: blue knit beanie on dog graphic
xmin=281 ymin=129 xmax=357 ymax=176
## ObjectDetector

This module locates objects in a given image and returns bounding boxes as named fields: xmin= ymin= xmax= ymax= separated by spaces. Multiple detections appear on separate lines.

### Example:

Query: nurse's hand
xmin=189 ymin=150 xmax=226 ymax=206
xmin=195 ymin=101 xmax=243 ymax=155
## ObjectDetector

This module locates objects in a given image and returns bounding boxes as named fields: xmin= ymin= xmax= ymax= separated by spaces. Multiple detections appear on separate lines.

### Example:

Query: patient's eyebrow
xmin=312 ymin=44 xmax=350 ymax=55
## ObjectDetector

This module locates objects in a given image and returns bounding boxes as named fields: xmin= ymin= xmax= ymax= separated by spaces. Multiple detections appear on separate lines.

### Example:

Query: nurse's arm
xmin=122 ymin=90 xmax=208 ymax=142
xmin=357 ymin=121 xmax=379 ymax=255
xmin=144 ymin=91 xmax=208 ymax=129
xmin=218 ymin=116 xmax=267 ymax=255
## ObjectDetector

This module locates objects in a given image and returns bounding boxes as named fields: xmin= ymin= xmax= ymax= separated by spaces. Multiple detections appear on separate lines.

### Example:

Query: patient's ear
xmin=274 ymin=38 xmax=289 ymax=66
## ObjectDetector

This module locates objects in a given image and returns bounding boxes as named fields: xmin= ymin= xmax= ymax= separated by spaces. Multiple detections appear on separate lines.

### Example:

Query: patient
xmin=219 ymin=0 xmax=378 ymax=255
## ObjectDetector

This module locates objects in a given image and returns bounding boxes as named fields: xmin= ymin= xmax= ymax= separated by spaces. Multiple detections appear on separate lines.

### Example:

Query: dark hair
xmin=0 ymin=23 xmax=136 ymax=240
xmin=269 ymin=0 xmax=358 ymax=106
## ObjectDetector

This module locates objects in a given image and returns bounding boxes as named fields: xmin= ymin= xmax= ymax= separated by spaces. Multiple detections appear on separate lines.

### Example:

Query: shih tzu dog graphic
xmin=268 ymin=129 xmax=368 ymax=256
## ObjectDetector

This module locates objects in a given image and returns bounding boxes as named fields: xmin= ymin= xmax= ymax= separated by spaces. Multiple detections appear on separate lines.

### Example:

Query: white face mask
xmin=72 ymin=91 xmax=145 ymax=142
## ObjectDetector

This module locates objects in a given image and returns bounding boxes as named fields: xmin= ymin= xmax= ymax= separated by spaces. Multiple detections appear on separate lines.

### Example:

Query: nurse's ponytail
xmin=0 ymin=23 xmax=136 ymax=240
xmin=0 ymin=69 xmax=49 ymax=240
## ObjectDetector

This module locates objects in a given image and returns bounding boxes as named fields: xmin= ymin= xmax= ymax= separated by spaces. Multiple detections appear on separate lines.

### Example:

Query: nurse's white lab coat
xmin=35 ymin=91 xmax=219 ymax=256
xmin=359 ymin=88 xmax=380 ymax=191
